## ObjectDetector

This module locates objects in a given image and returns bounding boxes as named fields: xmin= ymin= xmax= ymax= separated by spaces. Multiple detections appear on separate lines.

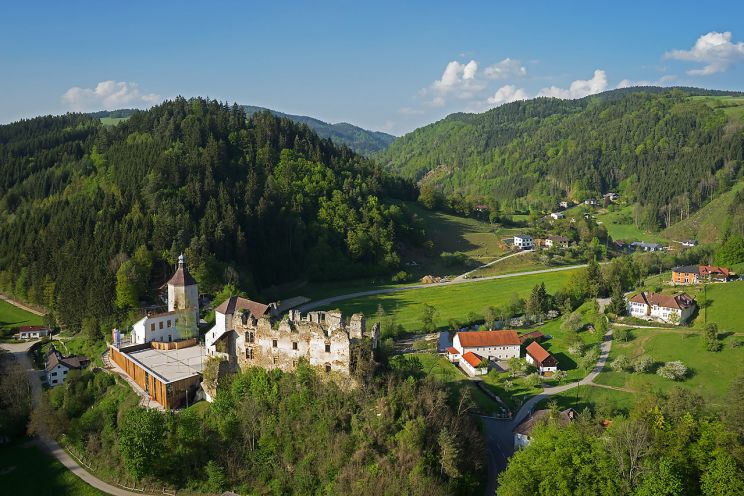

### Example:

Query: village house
xmin=630 ymin=241 xmax=664 ymax=252
xmin=513 ymin=234 xmax=534 ymax=250
xmin=459 ymin=351 xmax=488 ymax=377
xmin=206 ymin=298 xmax=379 ymax=378
xmin=45 ymin=346 xmax=90 ymax=387
xmin=681 ymin=240 xmax=698 ymax=248
xmin=672 ymin=265 xmax=734 ymax=285
xmin=514 ymin=408 xmax=577 ymax=449
xmin=627 ymin=292 xmax=696 ymax=324
xmin=549 ymin=212 xmax=565 ymax=220
xmin=584 ymin=198 xmax=598 ymax=206
xmin=452 ymin=330 xmax=521 ymax=361
xmin=604 ymin=192 xmax=619 ymax=202
xmin=15 ymin=325 xmax=51 ymax=340
xmin=132 ymin=254 xmax=200 ymax=345
xmin=544 ymin=235 xmax=570 ymax=249
xmin=524 ymin=341 xmax=558 ymax=375
xmin=559 ymin=201 xmax=570 ymax=209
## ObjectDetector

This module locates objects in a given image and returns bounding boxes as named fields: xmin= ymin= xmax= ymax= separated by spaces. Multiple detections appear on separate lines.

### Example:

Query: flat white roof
xmin=124 ymin=345 xmax=205 ymax=384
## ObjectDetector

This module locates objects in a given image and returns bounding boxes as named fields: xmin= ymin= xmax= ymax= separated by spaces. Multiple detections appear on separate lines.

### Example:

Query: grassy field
xmin=595 ymin=328 xmax=744 ymax=409
xmin=692 ymin=95 xmax=744 ymax=121
xmin=691 ymin=280 xmax=744 ymax=331
xmin=99 ymin=116 xmax=129 ymax=126
xmin=536 ymin=385 xmax=636 ymax=416
xmin=596 ymin=205 xmax=668 ymax=243
xmin=326 ymin=268 xmax=579 ymax=333
xmin=0 ymin=299 xmax=44 ymax=340
xmin=0 ymin=442 xmax=104 ymax=496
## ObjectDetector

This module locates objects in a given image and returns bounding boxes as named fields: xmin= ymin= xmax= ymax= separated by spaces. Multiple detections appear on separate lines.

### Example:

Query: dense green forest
xmin=378 ymin=88 xmax=744 ymax=229
xmin=0 ymin=98 xmax=418 ymax=328
xmin=28 ymin=360 xmax=485 ymax=495
xmin=243 ymin=106 xmax=395 ymax=155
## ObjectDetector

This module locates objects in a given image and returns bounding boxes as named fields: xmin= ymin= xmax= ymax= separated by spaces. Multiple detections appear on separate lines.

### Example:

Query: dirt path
xmin=452 ymin=249 xmax=533 ymax=282
xmin=298 ymin=263 xmax=588 ymax=312
xmin=0 ymin=293 xmax=46 ymax=316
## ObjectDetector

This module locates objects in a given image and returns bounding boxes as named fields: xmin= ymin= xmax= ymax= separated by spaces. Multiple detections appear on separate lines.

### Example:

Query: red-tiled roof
xmin=17 ymin=325 xmax=50 ymax=332
xmin=629 ymin=292 xmax=695 ymax=310
xmin=215 ymin=296 xmax=270 ymax=317
xmin=167 ymin=265 xmax=197 ymax=286
xmin=457 ymin=330 xmax=520 ymax=347
xmin=526 ymin=341 xmax=552 ymax=363
xmin=699 ymin=265 xmax=733 ymax=277
xmin=446 ymin=346 xmax=459 ymax=354
xmin=461 ymin=351 xmax=483 ymax=368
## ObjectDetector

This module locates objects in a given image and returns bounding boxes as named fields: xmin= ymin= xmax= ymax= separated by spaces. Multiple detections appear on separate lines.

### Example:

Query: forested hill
xmin=0 ymin=98 xmax=417 ymax=327
xmin=242 ymin=105 xmax=395 ymax=155
xmin=378 ymin=88 xmax=744 ymax=229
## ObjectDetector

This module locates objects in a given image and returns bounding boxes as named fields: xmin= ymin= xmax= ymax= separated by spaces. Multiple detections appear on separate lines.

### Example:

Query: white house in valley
xmin=45 ymin=346 xmax=90 ymax=387
xmin=549 ymin=212 xmax=565 ymax=220
xmin=513 ymin=234 xmax=534 ymax=250
xmin=15 ymin=325 xmax=51 ymax=339
xmin=453 ymin=330 xmax=521 ymax=361
xmin=132 ymin=254 xmax=199 ymax=344
xmin=627 ymin=292 xmax=696 ymax=324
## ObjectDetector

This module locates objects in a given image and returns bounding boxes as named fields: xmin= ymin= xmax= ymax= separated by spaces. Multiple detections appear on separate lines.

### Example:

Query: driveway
xmin=482 ymin=328 xmax=614 ymax=495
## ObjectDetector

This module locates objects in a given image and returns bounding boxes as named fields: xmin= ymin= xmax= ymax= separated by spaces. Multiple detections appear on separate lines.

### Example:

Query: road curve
xmin=298 ymin=263 xmax=587 ymax=312
xmin=482 ymin=328 xmax=614 ymax=495
xmin=0 ymin=340 xmax=142 ymax=496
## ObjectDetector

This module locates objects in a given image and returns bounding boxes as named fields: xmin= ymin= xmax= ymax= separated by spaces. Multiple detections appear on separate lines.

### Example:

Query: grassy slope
xmin=595 ymin=328 xmax=744 ymax=409
xmin=691 ymin=95 xmax=744 ymax=121
xmin=662 ymin=181 xmax=744 ymax=243
xmin=0 ymin=442 xmax=104 ymax=496
xmin=326 ymin=268 xmax=579 ymax=333
xmin=692 ymin=280 xmax=744 ymax=331
xmin=0 ymin=300 xmax=44 ymax=339
xmin=596 ymin=205 xmax=668 ymax=244
xmin=99 ymin=116 xmax=129 ymax=126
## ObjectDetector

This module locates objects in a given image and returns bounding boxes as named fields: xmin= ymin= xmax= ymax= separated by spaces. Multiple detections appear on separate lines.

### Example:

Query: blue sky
xmin=2 ymin=0 xmax=744 ymax=134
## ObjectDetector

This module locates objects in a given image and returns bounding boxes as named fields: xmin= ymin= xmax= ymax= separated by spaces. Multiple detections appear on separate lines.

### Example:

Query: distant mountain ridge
xmin=242 ymin=105 xmax=395 ymax=155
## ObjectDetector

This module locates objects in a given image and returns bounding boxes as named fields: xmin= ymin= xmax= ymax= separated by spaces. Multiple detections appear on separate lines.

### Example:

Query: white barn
xmin=453 ymin=330 xmax=521 ymax=361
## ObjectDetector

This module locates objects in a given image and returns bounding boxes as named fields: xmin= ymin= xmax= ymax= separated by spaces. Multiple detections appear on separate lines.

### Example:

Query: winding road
xmin=0 ymin=339 xmax=142 ymax=496
xmin=481 ymin=327 xmax=615 ymax=495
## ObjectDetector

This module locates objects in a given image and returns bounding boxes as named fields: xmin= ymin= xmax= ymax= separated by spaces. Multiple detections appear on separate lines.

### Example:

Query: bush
xmin=391 ymin=270 xmax=411 ymax=283
xmin=440 ymin=251 xmax=469 ymax=267
xmin=614 ymin=328 xmax=633 ymax=342
xmin=656 ymin=361 xmax=688 ymax=381
xmin=568 ymin=342 xmax=584 ymax=356
xmin=579 ymin=347 xmax=600 ymax=370
xmin=524 ymin=373 xmax=542 ymax=387
xmin=633 ymin=354 xmax=654 ymax=373
xmin=611 ymin=355 xmax=631 ymax=371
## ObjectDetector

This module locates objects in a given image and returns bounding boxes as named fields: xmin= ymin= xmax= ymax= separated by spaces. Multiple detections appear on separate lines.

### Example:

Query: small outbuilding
xmin=459 ymin=351 xmax=488 ymax=377
xmin=524 ymin=341 xmax=558 ymax=375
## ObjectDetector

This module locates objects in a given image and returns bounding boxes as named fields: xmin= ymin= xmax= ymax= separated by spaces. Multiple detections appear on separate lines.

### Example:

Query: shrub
xmin=579 ymin=347 xmax=600 ymax=370
xmin=633 ymin=354 xmax=654 ymax=373
xmin=611 ymin=354 xmax=631 ymax=371
xmin=656 ymin=361 xmax=688 ymax=381
xmin=440 ymin=251 xmax=468 ymax=267
xmin=568 ymin=342 xmax=584 ymax=356
xmin=614 ymin=328 xmax=633 ymax=342
xmin=524 ymin=373 xmax=542 ymax=387
xmin=391 ymin=270 xmax=411 ymax=283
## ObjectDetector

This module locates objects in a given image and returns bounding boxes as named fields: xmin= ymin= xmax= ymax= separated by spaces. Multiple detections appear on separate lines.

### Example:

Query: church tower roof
xmin=167 ymin=253 xmax=197 ymax=287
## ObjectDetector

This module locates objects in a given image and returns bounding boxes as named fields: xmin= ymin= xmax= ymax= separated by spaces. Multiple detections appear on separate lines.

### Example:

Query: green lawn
xmin=691 ymin=280 xmax=744 ymax=332
xmin=596 ymin=206 xmax=668 ymax=243
xmin=99 ymin=116 xmax=129 ymax=126
xmin=0 ymin=442 xmax=105 ymax=496
xmin=692 ymin=95 xmax=744 ymax=121
xmin=536 ymin=385 xmax=636 ymax=416
xmin=326 ymin=268 xmax=579 ymax=334
xmin=0 ymin=300 xmax=45 ymax=340
xmin=595 ymin=328 xmax=744 ymax=409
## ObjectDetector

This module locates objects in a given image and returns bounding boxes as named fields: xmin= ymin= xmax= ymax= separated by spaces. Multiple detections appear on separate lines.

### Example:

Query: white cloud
xmin=665 ymin=31 xmax=744 ymax=75
xmin=486 ymin=85 xmax=529 ymax=106
xmin=616 ymin=78 xmax=652 ymax=89
xmin=483 ymin=58 xmax=527 ymax=79
xmin=62 ymin=80 xmax=160 ymax=112
xmin=425 ymin=59 xmax=486 ymax=106
xmin=537 ymin=69 xmax=608 ymax=99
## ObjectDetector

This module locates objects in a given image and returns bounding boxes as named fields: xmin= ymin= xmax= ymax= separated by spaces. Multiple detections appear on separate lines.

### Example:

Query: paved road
xmin=482 ymin=327 xmax=614 ymax=495
xmin=0 ymin=340 xmax=140 ymax=496
xmin=298 ymin=263 xmax=588 ymax=312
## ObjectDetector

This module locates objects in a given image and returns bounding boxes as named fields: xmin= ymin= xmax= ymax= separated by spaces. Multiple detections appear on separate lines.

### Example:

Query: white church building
xmin=132 ymin=254 xmax=200 ymax=344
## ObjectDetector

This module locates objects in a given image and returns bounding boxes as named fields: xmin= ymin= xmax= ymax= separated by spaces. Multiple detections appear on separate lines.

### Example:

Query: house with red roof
xmin=453 ymin=330 xmax=521 ymax=361
xmin=672 ymin=265 xmax=735 ymax=285
xmin=627 ymin=291 xmax=696 ymax=324
xmin=15 ymin=325 xmax=51 ymax=340
xmin=459 ymin=351 xmax=488 ymax=377
xmin=524 ymin=341 xmax=558 ymax=375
